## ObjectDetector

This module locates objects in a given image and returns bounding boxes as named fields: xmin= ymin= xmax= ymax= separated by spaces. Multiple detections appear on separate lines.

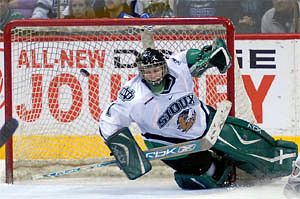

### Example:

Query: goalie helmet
xmin=136 ymin=48 xmax=168 ymax=94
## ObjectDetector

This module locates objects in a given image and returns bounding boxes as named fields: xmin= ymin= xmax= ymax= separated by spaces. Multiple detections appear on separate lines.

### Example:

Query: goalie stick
xmin=0 ymin=118 xmax=19 ymax=148
xmin=32 ymin=100 xmax=232 ymax=180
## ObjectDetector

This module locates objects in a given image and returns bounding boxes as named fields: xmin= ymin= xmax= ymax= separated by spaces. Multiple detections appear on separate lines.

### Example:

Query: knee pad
xmin=174 ymin=165 xmax=233 ymax=190
xmin=174 ymin=172 xmax=216 ymax=190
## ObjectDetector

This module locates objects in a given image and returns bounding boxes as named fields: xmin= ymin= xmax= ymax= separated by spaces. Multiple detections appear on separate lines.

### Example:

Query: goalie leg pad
xmin=213 ymin=116 xmax=298 ymax=178
xmin=106 ymin=127 xmax=152 ymax=180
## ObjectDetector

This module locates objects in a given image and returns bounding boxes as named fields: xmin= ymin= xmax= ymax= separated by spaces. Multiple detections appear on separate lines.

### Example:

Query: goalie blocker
xmin=106 ymin=127 xmax=152 ymax=180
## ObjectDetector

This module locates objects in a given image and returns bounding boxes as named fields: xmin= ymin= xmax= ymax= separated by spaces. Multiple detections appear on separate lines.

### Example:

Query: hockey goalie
xmin=99 ymin=38 xmax=298 ymax=189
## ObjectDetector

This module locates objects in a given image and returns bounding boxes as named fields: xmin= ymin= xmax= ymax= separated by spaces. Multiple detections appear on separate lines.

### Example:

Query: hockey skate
xmin=284 ymin=158 xmax=300 ymax=198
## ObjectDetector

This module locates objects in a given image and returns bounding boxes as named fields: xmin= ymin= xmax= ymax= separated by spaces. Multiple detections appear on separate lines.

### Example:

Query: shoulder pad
xmin=171 ymin=58 xmax=181 ymax=65
xmin=168 ymin=50 xmax=188 ymax=65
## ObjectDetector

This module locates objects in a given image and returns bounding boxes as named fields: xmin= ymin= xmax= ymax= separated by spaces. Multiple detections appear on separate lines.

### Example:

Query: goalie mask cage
xmin=3 ymin=17 xmax=254 ymax=183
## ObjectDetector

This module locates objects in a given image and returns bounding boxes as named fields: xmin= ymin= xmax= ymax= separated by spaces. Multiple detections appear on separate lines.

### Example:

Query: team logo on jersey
xmin=118 ymin=87 xmax=135 ymax=101
xmin=157 ymin=93 xmax=196 ymax=128
xmin=177 ymin=108 xmax=196 ymax=132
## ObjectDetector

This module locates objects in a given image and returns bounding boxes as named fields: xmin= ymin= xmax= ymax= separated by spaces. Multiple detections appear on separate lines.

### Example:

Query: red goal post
xmin=3 ymin=17 xmax=251 ymax=183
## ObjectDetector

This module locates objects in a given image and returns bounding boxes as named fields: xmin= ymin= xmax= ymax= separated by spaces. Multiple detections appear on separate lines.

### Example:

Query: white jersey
xmin=99 ymin=51 xmax=210 ymax=145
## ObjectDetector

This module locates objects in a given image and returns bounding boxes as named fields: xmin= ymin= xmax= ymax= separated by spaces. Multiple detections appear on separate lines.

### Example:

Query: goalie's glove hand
xmin=189 ymin=50 xmax=212 ymax=77
xmin=201 ymin=44 xmax=213 ymax=52
xmin=209 ymin=38 xmax=231 ymax=74
xmin=189 ymin=38 xmax=231 ymax=77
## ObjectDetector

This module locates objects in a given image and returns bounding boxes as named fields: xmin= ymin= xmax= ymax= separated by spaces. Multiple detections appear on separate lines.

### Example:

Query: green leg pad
xmin=213 ymin=116 xmax=298 ymax=178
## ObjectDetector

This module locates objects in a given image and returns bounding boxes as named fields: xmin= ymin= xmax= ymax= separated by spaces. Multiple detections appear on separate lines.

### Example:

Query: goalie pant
xmin=145 ymin=109 xmax=298 ymax=190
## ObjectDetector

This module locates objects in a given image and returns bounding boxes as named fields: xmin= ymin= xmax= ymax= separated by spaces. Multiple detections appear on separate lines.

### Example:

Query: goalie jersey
xmin=99 ymin=51 xmax=210 ymax=146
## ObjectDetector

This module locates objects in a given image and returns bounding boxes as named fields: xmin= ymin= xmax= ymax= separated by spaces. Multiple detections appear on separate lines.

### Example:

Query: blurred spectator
xmin=173 ymin=0 xmax=274 ymax=34
xmin=95 ymin=0 xmax=138 ymax=18
xmin=236 ymin=1 xmax=261 ymax=33
xmin=92 ymin=0 xmax=105 ymax=15
xmin=31 ymin=0 xmax=69 ymax=18
xmin=62 ymin=0 xmax=96 ymax=17
xmin=134 ymin=0 xmax=174 ymax=17
xmin=9 ymin=0 xmax=37 ymax=18
xmin=64 ymin=0 xmax=95 ymax=18
xmin=173 ymin=0 xmax=217 ymax=17
xmin=0 ymin=0 xmax=24 ymax=31
xmin=261 ymin=0 xmax=300 ymax=33
xmin=218 ymin=0 xmax=272 ymax=33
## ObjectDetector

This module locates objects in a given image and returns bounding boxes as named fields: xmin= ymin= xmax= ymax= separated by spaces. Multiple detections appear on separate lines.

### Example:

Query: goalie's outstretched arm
xmin=99 ymin=97 xmax=152 ymax=180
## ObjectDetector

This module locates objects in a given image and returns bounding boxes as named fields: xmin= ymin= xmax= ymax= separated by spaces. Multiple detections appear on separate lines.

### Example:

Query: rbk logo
xmin=145 ymin=143 xmax=197 ymax=159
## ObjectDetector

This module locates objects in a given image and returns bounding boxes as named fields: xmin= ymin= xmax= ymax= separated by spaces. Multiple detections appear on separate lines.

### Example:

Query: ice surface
xmin=0 ymin=161 xmax=296 ymax=199
xmin=0 ymin=176 xmax=295 ymax=199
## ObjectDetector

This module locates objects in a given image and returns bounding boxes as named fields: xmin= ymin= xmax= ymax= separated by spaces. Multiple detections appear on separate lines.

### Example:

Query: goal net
xmin=3 ymin=18 xmax=255 ymax=183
